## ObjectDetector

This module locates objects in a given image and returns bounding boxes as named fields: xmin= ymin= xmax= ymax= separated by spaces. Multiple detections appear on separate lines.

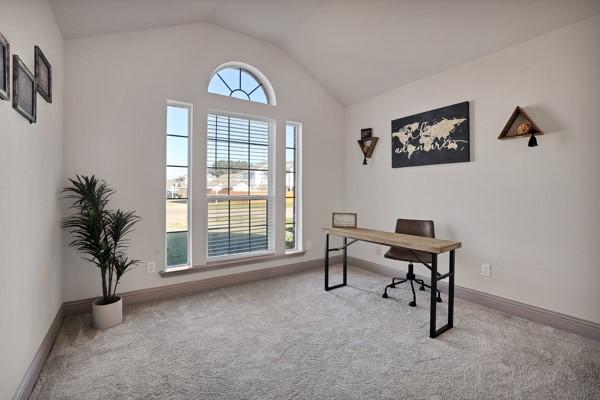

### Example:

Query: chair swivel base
xmin=381 ymin=264 xmax=442 ymax=307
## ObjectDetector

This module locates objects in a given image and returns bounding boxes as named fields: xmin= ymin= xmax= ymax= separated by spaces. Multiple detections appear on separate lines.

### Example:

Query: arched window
xmin=208 ymin=63 xmax=275 ymax=105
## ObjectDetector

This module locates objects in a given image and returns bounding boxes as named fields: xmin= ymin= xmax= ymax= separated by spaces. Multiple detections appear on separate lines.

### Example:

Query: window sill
xmin=159 ymin=250 xmax=306 ymax=277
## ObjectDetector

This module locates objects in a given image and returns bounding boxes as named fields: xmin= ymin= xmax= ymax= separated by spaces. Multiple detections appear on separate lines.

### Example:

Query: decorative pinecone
xmin=517 ymin=122 xmax=532 ymax=135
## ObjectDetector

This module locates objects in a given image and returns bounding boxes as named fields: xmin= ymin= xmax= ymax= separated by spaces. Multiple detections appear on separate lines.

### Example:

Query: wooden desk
xmin=322 ymin=226 xmax=461 ymax=338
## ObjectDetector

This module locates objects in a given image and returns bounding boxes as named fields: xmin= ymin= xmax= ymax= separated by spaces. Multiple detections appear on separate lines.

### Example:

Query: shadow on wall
xmin=527 ymin=104 xmax=565 ymax=138
xmin=468 ymin=100 xmax=476 ymax=162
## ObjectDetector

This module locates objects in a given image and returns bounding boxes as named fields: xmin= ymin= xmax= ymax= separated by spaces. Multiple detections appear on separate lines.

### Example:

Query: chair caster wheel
xmin=382 ymin=293 xmax=388 ymax=298
xmin=409 ymin=301 xmax=416 ymax=307
xmin=419 ymin=286 xmax=425 ymax=291
xmin=436 ymin=297 xmax=442 ymax=303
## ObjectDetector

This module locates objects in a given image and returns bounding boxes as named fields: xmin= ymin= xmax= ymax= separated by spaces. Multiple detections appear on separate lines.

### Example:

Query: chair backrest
xmin=385 ymin=218 xmax=436 ymax=263
xmin=394 ymin=218 xmax=435 ymax=238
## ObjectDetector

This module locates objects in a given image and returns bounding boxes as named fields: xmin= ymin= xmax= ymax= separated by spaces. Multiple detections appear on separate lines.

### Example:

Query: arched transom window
xmin=208 ymin=64 xmax=273 ymax=105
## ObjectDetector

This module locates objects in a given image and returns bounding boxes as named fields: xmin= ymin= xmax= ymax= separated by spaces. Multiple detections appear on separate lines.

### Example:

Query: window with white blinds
xmin=207 ymin=113 xmax=273 ymax=258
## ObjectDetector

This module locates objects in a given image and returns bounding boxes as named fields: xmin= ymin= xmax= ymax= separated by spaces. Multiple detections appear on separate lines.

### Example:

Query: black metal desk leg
xmin=430 ymin=250 xmax=455 ymax=338
xmin=448 ymin=250 xmax=455 ymax=328
xmin=324 ymin=234 xmax=330 ymax=290
xmin=343 ymin=237 xmax=348 ymax=285
xmin=430 ymin=254 xmax=438 ymax=338
xmin=324 ymin=234 xmax=347 ymax=291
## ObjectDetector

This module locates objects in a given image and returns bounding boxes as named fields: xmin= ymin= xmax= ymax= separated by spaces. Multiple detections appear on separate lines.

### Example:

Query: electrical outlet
xmin=305 ymin=240 xmax=312 ymax=250
xmin=147 ymin=261 xmax=156 ymax=274
xmin=481 ymin=263 xmax=491 ymax=277
xmin=375 ymin=246 xmax=382 ymax=256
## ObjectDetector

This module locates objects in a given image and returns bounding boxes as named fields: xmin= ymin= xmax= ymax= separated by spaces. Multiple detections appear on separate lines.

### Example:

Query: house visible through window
xmin=207 ymin=113 xmax=272 ymax=258
xmin=163 ymin=65 xmax=301 ymax=270
xmin=165 ymin=104 xmax=191 ymax=267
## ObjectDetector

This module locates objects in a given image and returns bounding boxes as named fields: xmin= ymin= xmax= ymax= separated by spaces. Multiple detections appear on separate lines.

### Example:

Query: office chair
xmin=381 ymin=218 xmax=442 ymax=307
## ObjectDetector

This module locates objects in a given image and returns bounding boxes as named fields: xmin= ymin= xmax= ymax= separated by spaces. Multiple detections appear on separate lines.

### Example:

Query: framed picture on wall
xmin=0 ymin=32 xmax=9 ymax=101
xmin=391 ymin=101 xmax=470 ymax=168
xmin=13 ymin=55 xmax=36 ymax=123
xmin=35 ymin=45 xmax=52 ymax=103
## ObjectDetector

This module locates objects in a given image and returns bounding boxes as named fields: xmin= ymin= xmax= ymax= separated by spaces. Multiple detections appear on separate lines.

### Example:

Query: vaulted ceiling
xmin=49 ymin=0 xmax=600 ymax=105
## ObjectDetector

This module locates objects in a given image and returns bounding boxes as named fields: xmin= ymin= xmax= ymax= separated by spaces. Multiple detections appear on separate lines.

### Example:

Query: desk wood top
xmin=322 ymin=227 xmax=461 ymax=254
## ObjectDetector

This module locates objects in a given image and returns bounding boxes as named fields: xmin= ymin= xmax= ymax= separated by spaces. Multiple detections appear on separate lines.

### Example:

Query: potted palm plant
xmin=62 ymin=175 xmax=140 ymax=329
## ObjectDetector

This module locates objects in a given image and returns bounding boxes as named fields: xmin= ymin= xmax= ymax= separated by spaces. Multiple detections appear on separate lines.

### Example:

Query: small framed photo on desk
xmin=332 ymin=212 xmax=357 ymax=228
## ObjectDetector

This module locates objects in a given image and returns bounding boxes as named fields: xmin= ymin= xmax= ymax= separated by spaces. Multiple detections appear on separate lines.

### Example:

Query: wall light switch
xmin=147 ymin=261 xmax=156 ymax=274
xmin=481 ymin=263 xmax=491 ymax=277
xmin=306 ymin=240 xmax=312 ymax=250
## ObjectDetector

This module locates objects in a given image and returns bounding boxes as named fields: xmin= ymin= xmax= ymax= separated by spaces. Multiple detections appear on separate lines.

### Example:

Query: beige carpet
xmin=31 ymin=266 xmax=600 ymax=399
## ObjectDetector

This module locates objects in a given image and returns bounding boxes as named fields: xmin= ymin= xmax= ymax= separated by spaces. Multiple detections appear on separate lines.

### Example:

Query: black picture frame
xmin=13 ymin=55 xmax=36 ymax=123
xmin=391 ymin=101 xmax=470 ymax=168
xmin=34 ymin=46 xmax=52 ymax=103
xmin=0 ymin=32 xmax=9 ymax=101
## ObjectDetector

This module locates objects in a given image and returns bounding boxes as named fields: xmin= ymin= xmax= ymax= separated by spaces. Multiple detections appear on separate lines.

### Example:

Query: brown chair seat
xmin=381 ymin=218 xmax=441 ymax=306
xmin=384 ymin=247 xmax=432 ymax=264
xmin=384 ymin=218 xmax=435 ymax=264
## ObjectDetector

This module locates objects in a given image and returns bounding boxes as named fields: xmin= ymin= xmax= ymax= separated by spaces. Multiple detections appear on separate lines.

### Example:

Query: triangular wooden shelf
xmin=498 ymin=106 xmax=543 ymax=140
xmin=357 ymin=137 xmax=378 ymax=165
xmin=358 ymin=136 xmax=378 ymax=157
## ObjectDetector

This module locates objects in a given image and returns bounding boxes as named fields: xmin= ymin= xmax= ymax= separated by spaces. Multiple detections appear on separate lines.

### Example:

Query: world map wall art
xmin=391 ymin=101 xmax=470 ymax=168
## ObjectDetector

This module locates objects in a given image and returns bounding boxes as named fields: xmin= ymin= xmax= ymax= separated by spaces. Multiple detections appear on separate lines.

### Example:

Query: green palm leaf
xmin=61 ymin=175 xmax=140 ymax=304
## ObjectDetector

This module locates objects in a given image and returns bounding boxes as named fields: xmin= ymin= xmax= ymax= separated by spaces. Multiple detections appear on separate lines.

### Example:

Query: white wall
xmin=344 ymin=16 xmax=600 ymax=324
xmin=0 ymin=0 xmax=64 ymax=397
xmin=63 ymin=23 xmax=344 ymax=301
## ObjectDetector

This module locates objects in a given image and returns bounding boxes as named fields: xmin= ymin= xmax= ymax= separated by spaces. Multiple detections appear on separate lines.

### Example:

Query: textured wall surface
xmin=0 ymin=1 xmax=64 ymax=398
xmin=63 ymin=22 xmax=345 ymax=301
xmin=344 ymin=16 xmax=600 ymax=323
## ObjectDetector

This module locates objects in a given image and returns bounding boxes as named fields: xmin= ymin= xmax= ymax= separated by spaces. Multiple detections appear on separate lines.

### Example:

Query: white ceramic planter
xmin=92 ymin=296 xmax=123 ymax=329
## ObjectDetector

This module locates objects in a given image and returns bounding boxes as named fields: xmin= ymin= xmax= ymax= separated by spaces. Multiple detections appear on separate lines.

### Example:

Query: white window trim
xmin=165 ymin=100 xmax=193 ymax=269
xmin=205 ymin=109 xmax=276 ymax=262
xmin=285 ymin=121 xmax=303 ymax=253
